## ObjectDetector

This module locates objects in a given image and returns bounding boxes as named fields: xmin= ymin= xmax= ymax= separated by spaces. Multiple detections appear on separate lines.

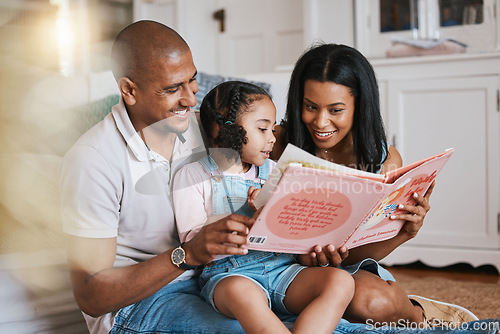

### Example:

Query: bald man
xmin=60 ymin=21 xmax=253 ymax=333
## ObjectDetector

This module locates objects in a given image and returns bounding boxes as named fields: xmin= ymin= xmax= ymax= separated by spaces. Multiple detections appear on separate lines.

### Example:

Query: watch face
xmin=172 ymin=247 xmax=185 ymax=265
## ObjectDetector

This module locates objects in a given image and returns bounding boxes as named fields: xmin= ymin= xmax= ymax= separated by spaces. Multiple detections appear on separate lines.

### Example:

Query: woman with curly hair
xmin=173 ymin=80 xmax=355 ymax=334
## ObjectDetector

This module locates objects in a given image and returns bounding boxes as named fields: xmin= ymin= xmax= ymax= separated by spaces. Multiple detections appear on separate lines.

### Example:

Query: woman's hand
xmin=296 ymin=244 xmax=349 ymax=268
xmin=391 ymin=180 xmax=435 ymax=240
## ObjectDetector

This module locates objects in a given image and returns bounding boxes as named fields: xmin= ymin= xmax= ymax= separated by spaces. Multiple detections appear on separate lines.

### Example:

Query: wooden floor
xmin=385 ymin=262 xmax=500 ymax=285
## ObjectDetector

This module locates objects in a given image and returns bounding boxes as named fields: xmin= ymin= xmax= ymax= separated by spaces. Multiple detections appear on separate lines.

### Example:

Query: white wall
xmin=303 ymin=0 xmax=355 ymax=48
xmin=133 ymin=0 xmax=356 ymax=75
xmin=176 ymin=0 xmax=219 ymax=74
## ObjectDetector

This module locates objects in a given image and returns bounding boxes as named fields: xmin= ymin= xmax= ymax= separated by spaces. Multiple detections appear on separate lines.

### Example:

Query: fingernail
xmin=398 ymin=204 xmax=404 ymax=209
xmin=327 ymin=245 xmax=334 ymax=252
xmin=390 ymin=215 xmax=396 ymax=219
xmin=316 ymin=246 xmax=322 ymax=252
xmin=246 ymin=227 xmax=249 ymax=234
xmin=413 ymin=193 xmax=419 ymax=198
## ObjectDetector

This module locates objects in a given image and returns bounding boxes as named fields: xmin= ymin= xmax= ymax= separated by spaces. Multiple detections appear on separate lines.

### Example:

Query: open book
xmin=247 ymin=144 xmax=454 ymax=254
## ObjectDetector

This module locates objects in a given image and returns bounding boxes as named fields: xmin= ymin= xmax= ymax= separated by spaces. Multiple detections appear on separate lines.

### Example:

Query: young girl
xmin=272 ymin=43 xmax=477 ymax=326
xmin=173 ymin=81 xmax=354 ymax=334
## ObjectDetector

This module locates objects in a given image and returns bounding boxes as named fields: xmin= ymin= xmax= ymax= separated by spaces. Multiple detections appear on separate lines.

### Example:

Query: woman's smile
xmin=313 ymin=130 xmax=337 ymax=140
xmin=301 ymin=80 xmax=355 ymax=150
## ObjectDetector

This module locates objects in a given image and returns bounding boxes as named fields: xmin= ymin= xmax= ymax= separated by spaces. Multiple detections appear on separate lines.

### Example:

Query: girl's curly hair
xmin=200 ymin=81 xmax=271 ymax=159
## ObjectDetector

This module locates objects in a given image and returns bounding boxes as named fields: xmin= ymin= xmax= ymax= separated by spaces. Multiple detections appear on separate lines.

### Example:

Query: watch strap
xmin=175 ymin=243 xmax=199 ymax=270
xmin=178 ymin=262 xmax=199 ymax=270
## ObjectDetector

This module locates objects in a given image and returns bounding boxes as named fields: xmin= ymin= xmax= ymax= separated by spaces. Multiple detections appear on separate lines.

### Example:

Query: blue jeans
xmin=110 ymin=279 xmax=244 ymax=334
xmin=110 ymin=278 xmax=499 ymax=333
xmin=200 ymin=251 xmax=304 ymax=314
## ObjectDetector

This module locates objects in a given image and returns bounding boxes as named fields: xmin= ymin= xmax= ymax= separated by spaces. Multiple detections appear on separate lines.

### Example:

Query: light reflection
xmin=52 ymin=0 xmax=74 ymax=77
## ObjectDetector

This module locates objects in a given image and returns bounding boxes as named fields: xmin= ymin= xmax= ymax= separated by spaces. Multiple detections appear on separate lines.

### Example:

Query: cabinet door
xmin=387 ymin=75 xmax=500 ymax=249
xmin=354 ymin=0 xmax=499 ymax=58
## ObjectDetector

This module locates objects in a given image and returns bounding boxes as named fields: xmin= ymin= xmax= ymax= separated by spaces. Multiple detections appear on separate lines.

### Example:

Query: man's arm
xmin=66 ymin=213 xmax=254 ymax=317
xmin=66 ymin=236 xmax=182 ymax=317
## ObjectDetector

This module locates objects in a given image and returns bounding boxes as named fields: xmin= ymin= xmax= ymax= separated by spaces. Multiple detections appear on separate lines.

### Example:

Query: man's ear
xmin=118 ymin=77 xmax=137 ymax=106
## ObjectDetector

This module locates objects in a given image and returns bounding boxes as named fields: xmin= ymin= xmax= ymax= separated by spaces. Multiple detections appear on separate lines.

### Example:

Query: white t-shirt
xmin=173 ymin=159 xmax=276 ymax=243
xmin=59 ymin=99 xmax=207 ymax=333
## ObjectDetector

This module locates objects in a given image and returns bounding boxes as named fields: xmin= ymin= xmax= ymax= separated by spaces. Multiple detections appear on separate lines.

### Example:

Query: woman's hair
xmin=200 ymin=81 xmax=271 ymax=157
xmin=283 ymin=43 xmax=388 ymax=172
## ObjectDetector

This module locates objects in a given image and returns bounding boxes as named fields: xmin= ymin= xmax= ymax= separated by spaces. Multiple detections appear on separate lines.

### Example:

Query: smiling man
xmin=110 ymin=21 xmax=197 ymax=159
xmin=60 ymin=21 xmax=254 ymax=334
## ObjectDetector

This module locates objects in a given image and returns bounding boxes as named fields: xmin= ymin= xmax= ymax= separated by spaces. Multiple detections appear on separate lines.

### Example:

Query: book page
xmin=255 ymin=144 xmax=384 ymax=209
xmin=248 ymin=165 xmax=389 ymax=254
xmin=344 ymin=148 xmax=454 ymax=248
xmin=384 ymin=148 xmax=454 ymax=183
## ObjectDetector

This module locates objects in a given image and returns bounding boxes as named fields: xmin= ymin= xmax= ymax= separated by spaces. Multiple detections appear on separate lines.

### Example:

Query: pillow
xmin=21 ymin=94 xmax=119 ymax=156
xmin=195 ymin=72 xmax=272 ymax=110
xmin=72 ymin=94 xmax=119 ymax=134
xmin=54 ymin=94 xmax=120 ymax=156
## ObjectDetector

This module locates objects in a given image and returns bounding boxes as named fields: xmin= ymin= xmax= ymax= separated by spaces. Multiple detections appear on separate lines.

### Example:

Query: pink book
xmin=247 ymin=144 xmax=454 ymax=254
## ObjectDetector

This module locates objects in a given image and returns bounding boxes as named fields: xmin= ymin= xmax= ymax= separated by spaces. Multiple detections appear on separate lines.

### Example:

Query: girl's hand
xmin=391 ymin=180 xmax=435 ymax=240
xmin=296 ymin=244 xmax=349 ymax=268
xmin=247 ymin=186 xmax=260 ymax=211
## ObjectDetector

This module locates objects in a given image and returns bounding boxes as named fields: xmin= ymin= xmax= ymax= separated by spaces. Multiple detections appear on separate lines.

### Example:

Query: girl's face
xmin=301 ymin=80 xmax=355 ymax=151
xmin=239 ymin=97 xmax=277 ymax=166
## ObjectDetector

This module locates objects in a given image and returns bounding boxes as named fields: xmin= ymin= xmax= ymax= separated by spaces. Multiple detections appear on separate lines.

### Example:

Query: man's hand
xmin=183 ymin=213 xmax=255 ymax=266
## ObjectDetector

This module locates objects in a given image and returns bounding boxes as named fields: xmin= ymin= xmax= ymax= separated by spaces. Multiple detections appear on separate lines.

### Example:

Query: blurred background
xmin=0 ymin=0 xmax=128 ymax=254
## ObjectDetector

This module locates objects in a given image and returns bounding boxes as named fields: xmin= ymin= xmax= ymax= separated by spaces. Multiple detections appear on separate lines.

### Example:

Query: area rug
xmin=393 ymin=273 xmax=500 ymax=320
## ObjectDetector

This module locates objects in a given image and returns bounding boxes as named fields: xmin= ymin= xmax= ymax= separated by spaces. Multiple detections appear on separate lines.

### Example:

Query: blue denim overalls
xmin=197 ymin=155 xmax=305 ymax=314
xmin=198 ymin=155 xmax=269 ymax=217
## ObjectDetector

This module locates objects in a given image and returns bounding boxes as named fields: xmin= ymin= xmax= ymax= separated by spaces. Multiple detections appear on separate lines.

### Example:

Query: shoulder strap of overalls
xmin=198 ymin=155 xmax=220 ymax=175
xmin=256 ymin=159 xmax=271 ymax=185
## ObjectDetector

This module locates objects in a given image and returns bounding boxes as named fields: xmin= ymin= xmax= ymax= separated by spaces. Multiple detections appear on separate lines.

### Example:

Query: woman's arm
xmin=380 ymin=145 xmax=403 ymax=174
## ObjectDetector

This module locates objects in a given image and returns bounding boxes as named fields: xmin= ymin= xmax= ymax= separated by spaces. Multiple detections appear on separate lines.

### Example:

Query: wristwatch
xmin=171 ymin=243 xmax=198 ymax=270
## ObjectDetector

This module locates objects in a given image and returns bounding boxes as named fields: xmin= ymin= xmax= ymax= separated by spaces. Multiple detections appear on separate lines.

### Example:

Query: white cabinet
xmin=354 ymin=0 xmax=500 ymax=59
xmin=373 ymin=53 xmax=500 ymax=271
